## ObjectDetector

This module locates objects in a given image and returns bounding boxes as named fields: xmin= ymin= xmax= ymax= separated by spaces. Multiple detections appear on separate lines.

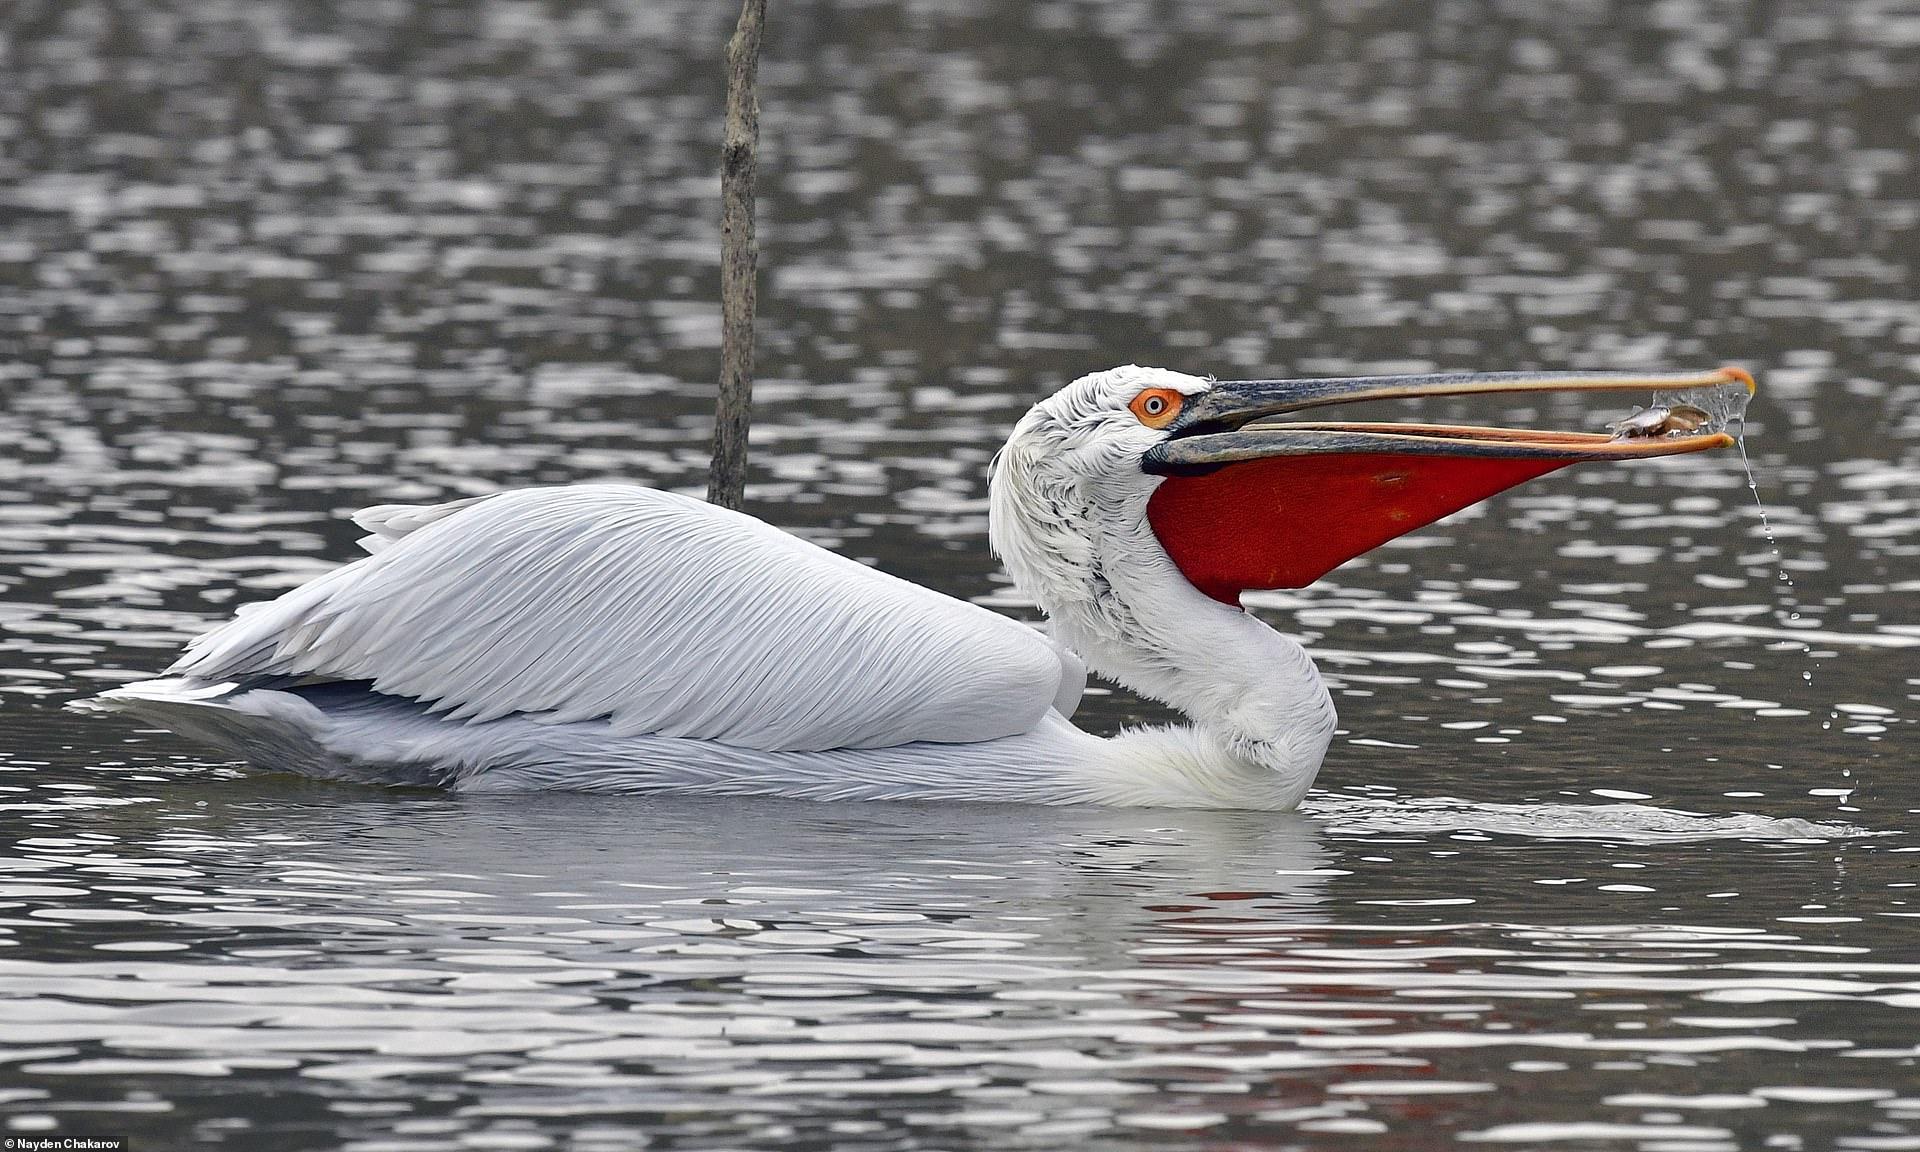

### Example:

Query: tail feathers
xmin=93 ymin=677 xmax=237 ymax=705
xmin=82 ymin=679 xmax=465 ymax=788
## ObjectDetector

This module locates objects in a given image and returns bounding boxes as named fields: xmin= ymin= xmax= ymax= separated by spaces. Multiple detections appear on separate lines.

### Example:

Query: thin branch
xmin=708 ymin=0 xmax=766 ymax=510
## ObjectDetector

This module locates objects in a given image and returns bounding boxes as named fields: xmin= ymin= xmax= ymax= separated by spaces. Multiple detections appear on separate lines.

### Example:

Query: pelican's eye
xmin=1129 ymin=387 xmax=1183 ymax=429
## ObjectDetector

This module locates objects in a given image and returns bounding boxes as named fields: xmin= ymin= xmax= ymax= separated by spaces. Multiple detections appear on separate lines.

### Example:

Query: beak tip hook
xmin=1718 ymin=365 xmax=1757 ymax=394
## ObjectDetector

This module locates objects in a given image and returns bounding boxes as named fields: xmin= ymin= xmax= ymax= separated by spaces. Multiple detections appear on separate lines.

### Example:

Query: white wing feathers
xmin=170 ymin=485 xmax=1076 ymax=752
xmin=351 ymin=495 xmax=488 ymax=554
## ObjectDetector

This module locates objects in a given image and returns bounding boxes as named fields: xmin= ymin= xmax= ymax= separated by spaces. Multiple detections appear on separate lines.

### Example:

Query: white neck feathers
xmin=988 ymin=417 xmax=1337 ymax=803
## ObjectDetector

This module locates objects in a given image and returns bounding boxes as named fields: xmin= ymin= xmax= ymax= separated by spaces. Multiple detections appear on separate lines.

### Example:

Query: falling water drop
xmin=1733 ymin=415 xmax=1841 ymax=804
xmin=1735 ymin=430 xmax=1809 ymax=660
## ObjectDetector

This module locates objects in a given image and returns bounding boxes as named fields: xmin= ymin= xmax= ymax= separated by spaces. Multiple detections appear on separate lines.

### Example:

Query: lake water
xmin=2 ymin=0 xmax=1916 ymax=1148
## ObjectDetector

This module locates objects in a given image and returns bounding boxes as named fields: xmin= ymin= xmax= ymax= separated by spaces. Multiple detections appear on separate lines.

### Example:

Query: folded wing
xmin=169 ymin=485 xmax=1074 ymax=751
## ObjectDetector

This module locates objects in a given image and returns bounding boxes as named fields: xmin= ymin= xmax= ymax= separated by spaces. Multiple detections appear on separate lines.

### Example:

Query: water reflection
xmin=1 ymin=784 xmax=1911 ymax=1148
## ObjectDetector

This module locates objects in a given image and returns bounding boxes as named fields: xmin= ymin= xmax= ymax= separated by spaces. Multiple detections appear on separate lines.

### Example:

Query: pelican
xmin=92 ymin=364 xmax=1753 ymax=809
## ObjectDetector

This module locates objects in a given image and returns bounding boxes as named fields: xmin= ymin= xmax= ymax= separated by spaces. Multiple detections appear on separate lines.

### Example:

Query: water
xmin=2 ymin=0 xmax=1917 ymax=1147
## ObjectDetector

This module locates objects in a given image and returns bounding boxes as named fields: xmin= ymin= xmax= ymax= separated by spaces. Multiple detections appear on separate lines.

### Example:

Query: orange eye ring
xmin=1129 ymin=387 xmax=1184 ymax=428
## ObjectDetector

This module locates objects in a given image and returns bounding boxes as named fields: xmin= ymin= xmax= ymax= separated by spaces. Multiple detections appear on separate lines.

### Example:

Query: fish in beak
xmin=1142 ymin=366 xmax=1756 ymax=603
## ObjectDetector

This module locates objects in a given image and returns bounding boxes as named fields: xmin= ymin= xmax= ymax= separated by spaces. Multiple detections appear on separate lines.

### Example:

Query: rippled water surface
xmin=3 ymin=0 xmax=1917 ymax=1147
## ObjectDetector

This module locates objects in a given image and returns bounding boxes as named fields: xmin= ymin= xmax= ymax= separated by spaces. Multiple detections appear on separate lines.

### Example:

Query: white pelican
xmin=94 ymin=364 xmax=1752 ymax=809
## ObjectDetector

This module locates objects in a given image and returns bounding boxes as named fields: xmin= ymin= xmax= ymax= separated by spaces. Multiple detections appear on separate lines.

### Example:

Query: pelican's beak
xmin=1141 ymin=366 xmax=1756 ymax=603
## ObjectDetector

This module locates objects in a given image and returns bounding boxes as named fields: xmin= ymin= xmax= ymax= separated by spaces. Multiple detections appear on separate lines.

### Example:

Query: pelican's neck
xmin=989 ymin=446 xmax=1337 ymax=806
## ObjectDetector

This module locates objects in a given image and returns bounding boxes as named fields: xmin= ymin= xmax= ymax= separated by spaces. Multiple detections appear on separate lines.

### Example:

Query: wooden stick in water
xmin=709 ymin=0 xmax=766 ymax=510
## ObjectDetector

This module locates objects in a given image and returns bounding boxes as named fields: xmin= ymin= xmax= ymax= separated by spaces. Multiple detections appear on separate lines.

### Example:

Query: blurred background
xmin=0 ymin=1 xmax=1916 ymax=1149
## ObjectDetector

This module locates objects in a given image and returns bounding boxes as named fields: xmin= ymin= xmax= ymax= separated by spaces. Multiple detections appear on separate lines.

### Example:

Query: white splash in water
xmin=1307 ymin=795 xmax=1868 ymax=842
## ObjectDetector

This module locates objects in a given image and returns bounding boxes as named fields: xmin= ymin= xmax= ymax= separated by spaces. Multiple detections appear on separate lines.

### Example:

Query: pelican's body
xmin=94 ymin=365 xmax=1750 ymax=809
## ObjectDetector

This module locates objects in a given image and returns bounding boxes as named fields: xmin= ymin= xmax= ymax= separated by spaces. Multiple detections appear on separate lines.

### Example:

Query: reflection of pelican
xmin=95 ymin=365 xmax=1750 ymax=808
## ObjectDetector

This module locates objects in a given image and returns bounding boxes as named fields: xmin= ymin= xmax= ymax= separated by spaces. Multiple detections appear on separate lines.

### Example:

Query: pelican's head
xmin=988 ymin=361 xmax=1751 ymax=802
xmin=990 ymin=362 xmax=1754 ymax=616
xmin=990 ymin=365 xmax=1216 ymax=503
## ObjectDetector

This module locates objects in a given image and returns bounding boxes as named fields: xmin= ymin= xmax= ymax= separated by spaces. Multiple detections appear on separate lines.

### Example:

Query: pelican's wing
xmin=169 ymin=485 xmax=1073 ymax=751
xmin=352 ymin=495 xmax=488 ymax=554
